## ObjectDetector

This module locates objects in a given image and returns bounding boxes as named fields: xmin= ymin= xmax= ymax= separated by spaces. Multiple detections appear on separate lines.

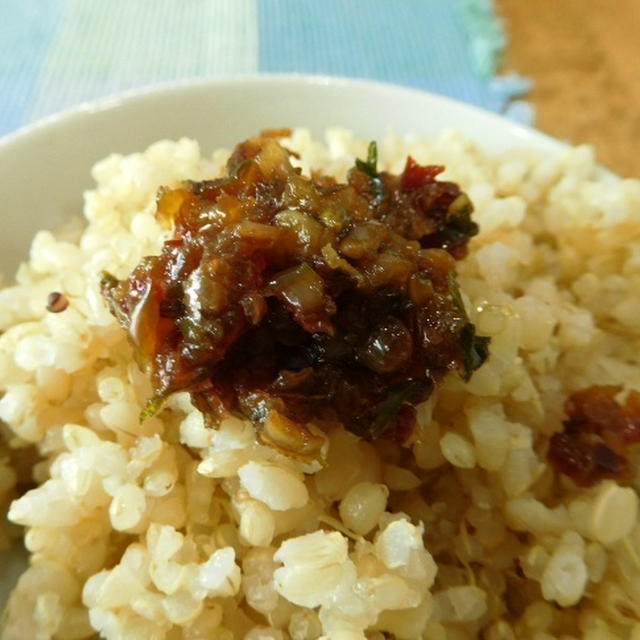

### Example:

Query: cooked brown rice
xmin=1 ymin=128 xmax=640 ymax=639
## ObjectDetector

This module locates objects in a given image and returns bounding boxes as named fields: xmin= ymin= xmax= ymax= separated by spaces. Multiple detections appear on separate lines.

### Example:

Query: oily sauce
xmin=102 ymin=136 xmax=488 ymax=459
xmin=548 ymin=385 xmax=640 ymax=486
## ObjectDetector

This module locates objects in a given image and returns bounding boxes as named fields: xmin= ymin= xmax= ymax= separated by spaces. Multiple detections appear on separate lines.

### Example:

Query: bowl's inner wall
xmin=0 ymin=76 xmax=567 ymax=615
xmin=0 ymin=77 xmax=561 ymax=280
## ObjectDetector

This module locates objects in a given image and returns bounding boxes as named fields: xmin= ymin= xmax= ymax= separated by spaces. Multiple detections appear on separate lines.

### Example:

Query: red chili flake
xmin=548 ymin=385 xmax=640 ymax=486
xmin=400 ymin=157 xmax=445 ymax=191
xmin=46 ymin=292 xmax=69 ymax=313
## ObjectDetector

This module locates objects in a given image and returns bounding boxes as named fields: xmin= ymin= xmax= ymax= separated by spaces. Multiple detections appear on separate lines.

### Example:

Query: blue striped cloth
xmin=0 ymin=0 xmax=529 ymax=138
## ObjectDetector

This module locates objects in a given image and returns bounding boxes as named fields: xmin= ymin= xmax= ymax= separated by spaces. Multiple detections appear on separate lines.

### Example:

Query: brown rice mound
xmin=1 ymin=128 xmax=639 ymax=639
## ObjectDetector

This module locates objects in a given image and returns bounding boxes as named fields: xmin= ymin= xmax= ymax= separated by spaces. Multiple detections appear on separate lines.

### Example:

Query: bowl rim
xmin=0 ymin=73 xmax=564 ymax=152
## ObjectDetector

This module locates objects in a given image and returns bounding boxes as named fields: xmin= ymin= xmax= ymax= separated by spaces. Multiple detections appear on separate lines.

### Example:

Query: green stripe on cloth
xmin=454 ymin=0 xmax=506 ymax=79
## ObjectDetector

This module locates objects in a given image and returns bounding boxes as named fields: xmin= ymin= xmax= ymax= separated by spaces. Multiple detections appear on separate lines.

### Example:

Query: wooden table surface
xmin=497 ymin=0 xmax=640 ymax=177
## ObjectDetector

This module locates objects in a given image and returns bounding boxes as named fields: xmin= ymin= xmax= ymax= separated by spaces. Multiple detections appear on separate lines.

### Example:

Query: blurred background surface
xmin=498 ymin=0 xmax=639 ymax=176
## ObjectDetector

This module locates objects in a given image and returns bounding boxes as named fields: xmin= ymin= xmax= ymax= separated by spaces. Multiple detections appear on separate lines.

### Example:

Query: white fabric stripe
xmin=28 ymin=0 xmax=258 ymax=121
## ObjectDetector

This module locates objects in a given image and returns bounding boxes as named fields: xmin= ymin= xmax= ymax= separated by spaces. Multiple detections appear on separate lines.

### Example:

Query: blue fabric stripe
xmin=0 ymin=0 xmax=64 ymax=134
xmin=24 ymin=0 xmax=258 ymax=123
xmin=257 ymin=0 xmax=504 ymax=110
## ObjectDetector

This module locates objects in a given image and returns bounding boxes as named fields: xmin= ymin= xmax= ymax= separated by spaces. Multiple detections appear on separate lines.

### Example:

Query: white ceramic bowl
xmin=0 ymin=74 xmax=566 ymax=281
xmin=0 ymin=74 xmax=566 ymax=612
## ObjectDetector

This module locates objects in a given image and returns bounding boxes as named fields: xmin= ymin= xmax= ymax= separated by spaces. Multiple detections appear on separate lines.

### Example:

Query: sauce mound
xmin=102 ymin=136 xmax=488 ymax=459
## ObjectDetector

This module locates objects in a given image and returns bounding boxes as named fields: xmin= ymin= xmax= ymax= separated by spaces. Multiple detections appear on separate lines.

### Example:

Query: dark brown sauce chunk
xmin=46 ymin=291 xmax=69 ymax=313
xmin=102 ymin=137 xmax=488 ymax=459
xmin=548 ymin=385 xmax=640 ymax=486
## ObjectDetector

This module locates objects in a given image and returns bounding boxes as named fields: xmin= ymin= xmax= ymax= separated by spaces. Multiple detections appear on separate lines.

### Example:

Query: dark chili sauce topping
xmin=102 ymin=136 xmax=489 ymax=460
xmin=548 ymin=385 xmax=640 ymax=486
